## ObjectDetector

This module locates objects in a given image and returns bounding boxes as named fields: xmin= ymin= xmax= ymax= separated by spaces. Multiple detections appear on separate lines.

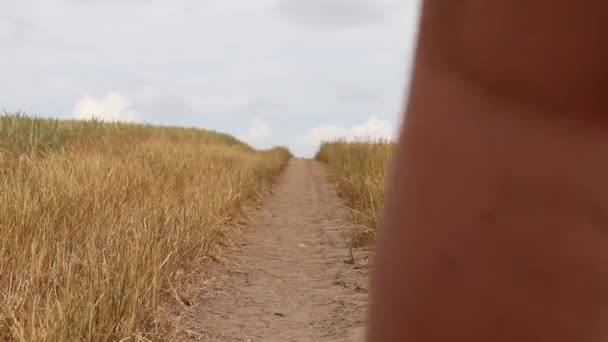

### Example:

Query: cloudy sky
xmin=1 ymin=0 xmax=421 ymax=156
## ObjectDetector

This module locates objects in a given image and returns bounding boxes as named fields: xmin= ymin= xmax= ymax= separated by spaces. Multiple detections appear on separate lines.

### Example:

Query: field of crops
xmin=0 ymin=114 xmax=291 ymax=341
xmin=316 ymin=140 xmax=395 ymax=246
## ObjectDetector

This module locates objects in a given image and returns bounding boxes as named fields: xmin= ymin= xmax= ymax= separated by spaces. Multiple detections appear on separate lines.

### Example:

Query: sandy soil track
xmin=181 ymin=159 xmax=370 ymax=341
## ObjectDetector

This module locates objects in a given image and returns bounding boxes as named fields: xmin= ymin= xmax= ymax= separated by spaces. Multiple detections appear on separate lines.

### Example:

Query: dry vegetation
xmin=316 ymin=140 xmax=394 ymax=246
xmin=0 ymin=114 xmax=291 ymax=341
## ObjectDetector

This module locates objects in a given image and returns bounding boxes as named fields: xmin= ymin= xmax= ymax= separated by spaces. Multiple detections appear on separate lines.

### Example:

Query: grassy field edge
xmin=315 ymin=140 xmax=394 ymax=246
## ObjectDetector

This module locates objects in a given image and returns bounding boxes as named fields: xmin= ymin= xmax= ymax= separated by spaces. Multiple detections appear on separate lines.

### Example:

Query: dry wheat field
xmin=0 ymin=114 xmax=290 ymax=341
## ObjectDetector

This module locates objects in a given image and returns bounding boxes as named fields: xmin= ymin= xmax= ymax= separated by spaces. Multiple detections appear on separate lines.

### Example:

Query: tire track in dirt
xmin=181 ymin=159 xmax=370 ymax=341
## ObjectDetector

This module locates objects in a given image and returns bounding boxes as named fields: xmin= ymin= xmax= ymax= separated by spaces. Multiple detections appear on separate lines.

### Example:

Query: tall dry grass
xmin=316 ymin=140 xmax=394 ymax=246
xmin=0 ymin=114 xmax=291 ymax=341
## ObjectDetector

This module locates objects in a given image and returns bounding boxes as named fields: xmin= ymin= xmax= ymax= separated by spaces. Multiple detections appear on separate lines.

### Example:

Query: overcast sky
xmin=1 ymin=0 xmax=421 ymax=156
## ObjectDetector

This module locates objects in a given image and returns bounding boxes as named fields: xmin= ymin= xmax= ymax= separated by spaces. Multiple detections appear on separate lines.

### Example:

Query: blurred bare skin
xmin=368 ymin=1 xmax=608 ymax=341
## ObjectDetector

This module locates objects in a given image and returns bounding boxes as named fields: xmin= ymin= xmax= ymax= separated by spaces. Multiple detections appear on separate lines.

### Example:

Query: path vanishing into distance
xmin=182 ymin=159 xmax=370 ymax=341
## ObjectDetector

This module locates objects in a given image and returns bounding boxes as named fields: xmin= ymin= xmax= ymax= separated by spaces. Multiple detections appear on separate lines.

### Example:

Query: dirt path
xmin=182 ymin=159 xmax=370 ymax=341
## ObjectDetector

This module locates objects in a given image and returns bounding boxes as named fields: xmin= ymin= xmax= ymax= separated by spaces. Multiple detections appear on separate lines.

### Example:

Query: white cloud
xmin=240 ymin=118 xmax=273 ymax=149
xmin=296 ymin=116 xmax=396 ymax=157
xmin=71 ymin=92 xmax=139 ymax=122
xmin=347 ymin=116 xmax=396 ymax=139
xmin=0 ymin=15 xmax=29 ymax=43
xmin=277 ymin=0 xmax=395 ymax=28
